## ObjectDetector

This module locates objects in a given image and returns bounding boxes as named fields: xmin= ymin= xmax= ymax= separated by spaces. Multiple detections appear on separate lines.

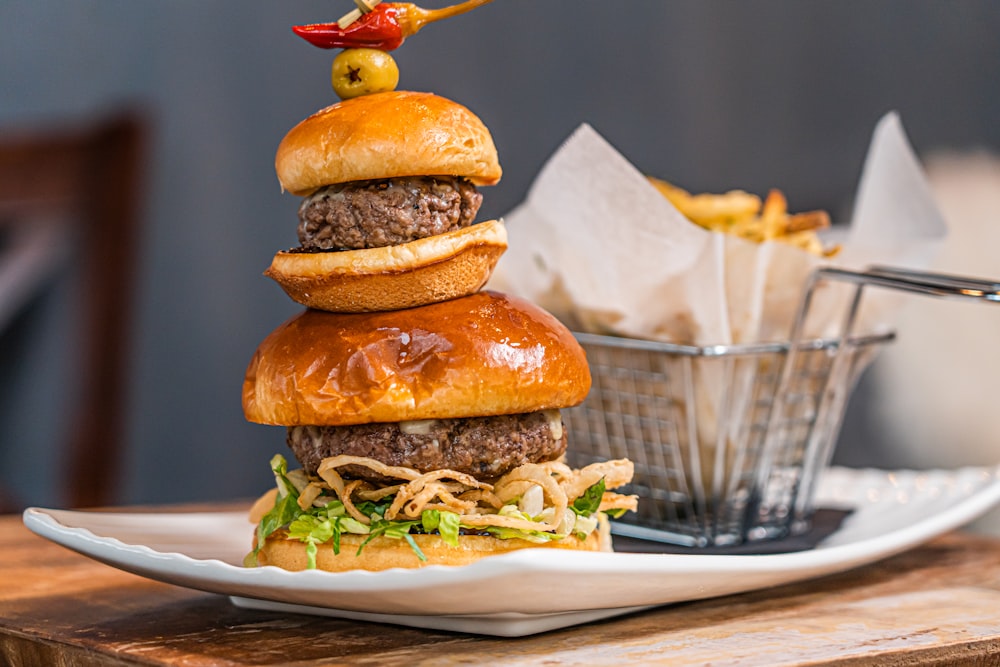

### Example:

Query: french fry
xmin=648 ymin=177 xmax=839 ymax=257
xmin=648 ymin=177 xmax=761 ymax=226
xmin=785 ymin=210 xmax=830 ymax=234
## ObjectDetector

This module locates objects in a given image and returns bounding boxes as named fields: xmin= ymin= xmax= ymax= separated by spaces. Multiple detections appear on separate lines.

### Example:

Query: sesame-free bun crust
xmin=256 ymin=525 xmax=608 ymax=572
xmin=275 ymin=91 xmax=502 ymax=196
xmin=242 ymin=291 xmax=591 ymax=426
xmin=265 ymin=219 xmax=507 ymax=313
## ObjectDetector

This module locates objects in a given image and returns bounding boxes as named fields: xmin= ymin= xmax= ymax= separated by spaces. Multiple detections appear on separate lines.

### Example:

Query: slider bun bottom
xmin=265 ymin=220 xmax=507 ymax=313
xmin=256 ymin=524 xmax=610 ymax=572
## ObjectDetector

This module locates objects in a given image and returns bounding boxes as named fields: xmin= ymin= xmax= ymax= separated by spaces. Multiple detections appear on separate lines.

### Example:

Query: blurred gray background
xmin=1 ymin=2 xmax=999 ymax=521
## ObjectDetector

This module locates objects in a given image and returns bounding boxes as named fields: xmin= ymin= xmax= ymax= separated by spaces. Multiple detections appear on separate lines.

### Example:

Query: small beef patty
xmin=297 ymin=175 xmax=482 ymax=250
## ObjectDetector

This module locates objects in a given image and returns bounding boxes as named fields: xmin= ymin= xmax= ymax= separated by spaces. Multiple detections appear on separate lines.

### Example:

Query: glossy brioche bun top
xmin=275 ymin=91 xmax=502 ymax=196
xmin=242 ymin=291 xmax=591 ymax=427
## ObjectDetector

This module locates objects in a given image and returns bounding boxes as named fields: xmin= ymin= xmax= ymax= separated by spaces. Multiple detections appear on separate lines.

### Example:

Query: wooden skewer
xmin=337 ymin=0 xmax=382 ymax=29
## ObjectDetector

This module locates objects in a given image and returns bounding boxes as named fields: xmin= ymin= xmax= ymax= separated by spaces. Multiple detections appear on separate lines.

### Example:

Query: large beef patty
xmin=287 ymin=410 xmax=566 ymax=483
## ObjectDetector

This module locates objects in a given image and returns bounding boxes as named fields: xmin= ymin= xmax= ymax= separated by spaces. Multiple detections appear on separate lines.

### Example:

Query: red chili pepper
xmin=293 ymin=4 xmax=406 ymax=51
xmin=292 ymin=0 xmax=493 ymax=52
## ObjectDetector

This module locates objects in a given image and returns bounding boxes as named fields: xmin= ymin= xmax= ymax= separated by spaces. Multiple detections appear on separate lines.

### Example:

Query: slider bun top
xmin=242 ymin=291 xmax=591 ymax=427
xmin=275 ymin=90 xmax=502 ymax=196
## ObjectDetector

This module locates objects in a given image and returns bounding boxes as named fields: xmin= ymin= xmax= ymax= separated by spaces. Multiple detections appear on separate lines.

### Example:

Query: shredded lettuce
xmin=287 ymin=515 xmax=334 ymax=569
xmin=248 ymin=455 xmax=303 ymax=565
xmin=484 ymin=526 xmax=572 ymax=544
xmin=421 ymin=508 xmax=441 ymax=533
xmin=497 ymin=504 xmax=533 ymax=521
xmin=437 ymin=511 xmax=461 ymax=547
xmin=572 ymin=478 xmax=606 ymax=516
xmin=250 ymin=458 xmax=615 ymax=569
xmin=252 ymin=489 xmax=299 ymax=564
xmin=422 ymin=510 xmax=461 ymax=547
xmin=269 ymin=454 xmax=298 ymax=498
xmin=285 ymin=510 xmax=371 ymax=569
xmin=360 ymin=518 xmax=426 ymax=561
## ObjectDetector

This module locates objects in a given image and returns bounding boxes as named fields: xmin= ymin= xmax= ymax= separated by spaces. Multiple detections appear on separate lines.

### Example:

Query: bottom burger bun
xmin=264 ymin=219 xmax=507 ymax=313
xmin=255 ymin=520 xmax=611 ymax=572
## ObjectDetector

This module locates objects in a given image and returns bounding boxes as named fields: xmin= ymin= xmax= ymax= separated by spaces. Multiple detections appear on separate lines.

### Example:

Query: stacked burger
xmin=241 ymin=33 xmax=635 ymax=575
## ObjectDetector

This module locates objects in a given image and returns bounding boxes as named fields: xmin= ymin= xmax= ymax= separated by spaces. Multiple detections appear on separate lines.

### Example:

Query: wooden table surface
xmin=3 ymin=510 xmax=1000 ymax=666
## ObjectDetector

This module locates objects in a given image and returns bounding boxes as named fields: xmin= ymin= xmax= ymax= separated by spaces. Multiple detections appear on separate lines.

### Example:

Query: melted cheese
xmin=399 ymin=419 xmax=438 ymax=435
xmin=544 ymin=409 xmax=563 ymax=441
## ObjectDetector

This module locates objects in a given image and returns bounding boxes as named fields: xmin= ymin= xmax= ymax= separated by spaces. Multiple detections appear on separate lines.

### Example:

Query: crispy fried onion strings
xmin=297 ymin=482 xmax=324 ymax=510
xmin=600 ymin=491 xmax=640 ymax=514
xmin=307 ymin=455 xmax=637 ymax=533
xmin=558 ymin=459 xmax=635 ymax=501
xmin=385 ymin=469 xmax=489 ymax=520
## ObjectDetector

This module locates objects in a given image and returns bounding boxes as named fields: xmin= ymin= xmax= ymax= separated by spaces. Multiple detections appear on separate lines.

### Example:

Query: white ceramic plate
xmin=23 ymin=466 xmax=1000 ymax=637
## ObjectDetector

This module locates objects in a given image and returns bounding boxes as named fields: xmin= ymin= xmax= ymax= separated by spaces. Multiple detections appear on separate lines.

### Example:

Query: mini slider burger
xmin=265 ymin=89 xmax=508 ymax=312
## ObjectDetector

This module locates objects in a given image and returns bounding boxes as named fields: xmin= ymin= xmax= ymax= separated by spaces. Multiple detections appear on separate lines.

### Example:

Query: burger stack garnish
xmin=243 ymin=1 xmax=636 ymax=572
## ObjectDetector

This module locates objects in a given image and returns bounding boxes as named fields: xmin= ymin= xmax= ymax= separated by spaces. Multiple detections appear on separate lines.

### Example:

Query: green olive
xmin=331 ymin=48 xmax=399 ymax=100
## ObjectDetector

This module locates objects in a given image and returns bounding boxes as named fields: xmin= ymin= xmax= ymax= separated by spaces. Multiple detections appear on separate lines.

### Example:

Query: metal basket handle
xmin=763 ymin=265 xmax=1000 ymax=525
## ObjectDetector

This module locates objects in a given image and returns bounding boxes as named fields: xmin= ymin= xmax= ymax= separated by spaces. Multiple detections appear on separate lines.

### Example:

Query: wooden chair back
xmin=0 ymin=110 xmax=147 ymax=508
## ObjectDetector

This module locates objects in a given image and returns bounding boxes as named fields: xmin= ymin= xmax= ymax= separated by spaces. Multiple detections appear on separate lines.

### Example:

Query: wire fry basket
xmin=564 ymin=266 xmax=1000 ymax=547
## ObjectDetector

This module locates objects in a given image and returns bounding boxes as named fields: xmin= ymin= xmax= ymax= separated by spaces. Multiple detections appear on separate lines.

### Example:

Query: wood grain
xmin=2 ymin=511 xmax=1000 ymax=666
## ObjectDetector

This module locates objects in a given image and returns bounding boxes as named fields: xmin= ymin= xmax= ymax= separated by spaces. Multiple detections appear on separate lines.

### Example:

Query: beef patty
xmin=287 ymin=410 xmax=566 ymax=483
xmin=297 ymin=175 xmax=482 ymax=251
